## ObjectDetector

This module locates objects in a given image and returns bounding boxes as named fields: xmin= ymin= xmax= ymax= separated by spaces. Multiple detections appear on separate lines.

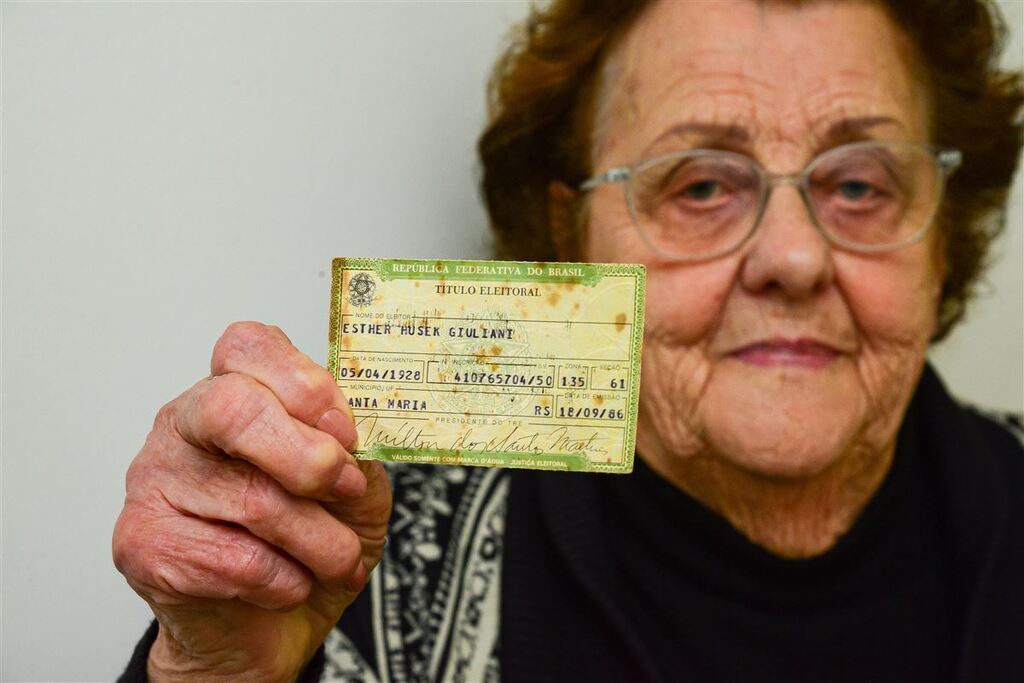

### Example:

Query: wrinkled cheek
xmin=842 ymin=272 xmax=937 ymax=446
xmin=637 ymin=331 xmax=713 ymax=459
xmin=634 ymin=266 xmax=732 ymax=457
xmin=853 ymin=329 xmax=930 ymax=447
xmin=643 ymin=270 xmax=729 ymax=345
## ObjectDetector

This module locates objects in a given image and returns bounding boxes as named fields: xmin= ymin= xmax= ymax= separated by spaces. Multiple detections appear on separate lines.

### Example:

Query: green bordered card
xmin=328 ymin=257 xmax=645 ymax=473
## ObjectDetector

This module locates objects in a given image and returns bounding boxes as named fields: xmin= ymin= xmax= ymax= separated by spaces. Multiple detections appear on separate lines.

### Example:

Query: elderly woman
xmin=114 ymin=0 xmax=1023 ymax=681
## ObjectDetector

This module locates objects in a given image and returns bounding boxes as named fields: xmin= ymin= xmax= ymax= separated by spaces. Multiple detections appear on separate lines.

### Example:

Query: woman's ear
xmin=548 ymin=180 xmax=580 ymax=261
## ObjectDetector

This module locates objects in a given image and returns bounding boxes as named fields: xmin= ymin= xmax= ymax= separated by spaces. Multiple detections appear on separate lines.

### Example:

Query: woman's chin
xmin=701 ymin=358 xmax=866 ymax=479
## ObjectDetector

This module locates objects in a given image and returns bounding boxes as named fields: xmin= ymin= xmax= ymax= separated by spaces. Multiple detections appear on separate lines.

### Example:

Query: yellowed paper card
xmin=328 ymin=257 xmax=645 ymax=473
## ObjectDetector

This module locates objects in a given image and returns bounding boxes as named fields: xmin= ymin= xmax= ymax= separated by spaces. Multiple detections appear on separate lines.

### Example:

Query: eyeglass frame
xmin=578 ymin=140 xmax=963 ymax=262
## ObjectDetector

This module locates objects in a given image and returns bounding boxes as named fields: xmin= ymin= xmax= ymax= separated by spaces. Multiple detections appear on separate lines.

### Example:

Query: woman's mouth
xmin=730 ymin=338 xmax=841 ymax=368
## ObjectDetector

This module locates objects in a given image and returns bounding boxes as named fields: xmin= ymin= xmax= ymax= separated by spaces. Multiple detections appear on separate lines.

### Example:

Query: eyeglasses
xmin=579 ymin=141 xmax=962 ymax=262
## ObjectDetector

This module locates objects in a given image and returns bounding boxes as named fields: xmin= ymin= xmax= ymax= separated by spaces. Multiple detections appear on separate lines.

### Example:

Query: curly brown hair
xmin=478 ymin=0 xmax=1023 ymax=340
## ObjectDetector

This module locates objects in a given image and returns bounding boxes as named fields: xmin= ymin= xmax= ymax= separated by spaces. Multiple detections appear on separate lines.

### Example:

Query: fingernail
xmin=344 ymin=560 xmax=368 ymax=593
xmin=334 ymin=462 xmax=367 ymax=498
xmin=341 ymin=397 xmax=356 ymax=423
xmin=317 ymin=407 xmax=358 ymax=452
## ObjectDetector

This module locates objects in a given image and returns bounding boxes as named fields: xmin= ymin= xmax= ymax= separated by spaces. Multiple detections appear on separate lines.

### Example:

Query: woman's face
xmin=583 ymin=0 xmax=943 ymax=479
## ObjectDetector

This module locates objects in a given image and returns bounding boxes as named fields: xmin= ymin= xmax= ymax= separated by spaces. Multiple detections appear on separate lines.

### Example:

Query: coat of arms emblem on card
xmin=348 ymin=272 xmax=376 ymax=307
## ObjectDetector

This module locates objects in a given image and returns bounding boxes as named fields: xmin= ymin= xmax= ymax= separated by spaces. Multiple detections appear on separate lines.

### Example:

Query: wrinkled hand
xmin=113 ymin=322 xmax=391 ymax=682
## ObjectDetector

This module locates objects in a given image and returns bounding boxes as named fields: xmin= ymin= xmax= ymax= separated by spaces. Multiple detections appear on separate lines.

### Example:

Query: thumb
xmin=324 ymin=459 xmax=391 ymax=549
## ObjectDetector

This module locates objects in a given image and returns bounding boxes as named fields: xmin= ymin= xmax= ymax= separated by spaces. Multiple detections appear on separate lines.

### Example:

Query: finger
xmin=324 ymin=459 xmax=392 ymax=556
xmin=210 ymin=322 xmax=357 ymax=451
xmin=174 ymin=373 xmax=366 ymax=500
xmin=115 ymin=508 xmax=312 ymax=611
xmin=159 ymin=457 xmax=365 ymax=591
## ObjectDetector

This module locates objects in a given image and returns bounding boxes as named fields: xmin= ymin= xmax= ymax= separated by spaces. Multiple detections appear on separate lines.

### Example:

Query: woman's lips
xmin=730 ymin=339 xmax=841 ymax=368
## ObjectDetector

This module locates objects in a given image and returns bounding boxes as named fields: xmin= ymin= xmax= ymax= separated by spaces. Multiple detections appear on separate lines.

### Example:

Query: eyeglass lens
xmin=627 ymin=143 xmax=944 ymax=259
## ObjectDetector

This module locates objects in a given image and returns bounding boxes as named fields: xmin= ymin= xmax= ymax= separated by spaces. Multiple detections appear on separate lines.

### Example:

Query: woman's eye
xmin=682 ymin=180 xmax=720 ymax=200
xmin=837 ymin=179 xmax=875 ymax=200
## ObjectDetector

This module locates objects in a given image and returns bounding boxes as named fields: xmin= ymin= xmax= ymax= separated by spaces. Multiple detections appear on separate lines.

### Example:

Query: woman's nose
xmin=738 ymin=185 xmax=834 ymax=298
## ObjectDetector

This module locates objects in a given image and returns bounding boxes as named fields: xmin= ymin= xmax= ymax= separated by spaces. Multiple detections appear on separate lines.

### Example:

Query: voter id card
xmin=328 ymin=257 xmax=645 ymax=473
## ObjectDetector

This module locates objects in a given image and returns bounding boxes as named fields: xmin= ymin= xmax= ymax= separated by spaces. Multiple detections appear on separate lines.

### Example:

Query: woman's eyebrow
xmin=641 ymin=122 xmax=750 ymax=158
xmin=818 ymin=115 xmax=905 ymax=145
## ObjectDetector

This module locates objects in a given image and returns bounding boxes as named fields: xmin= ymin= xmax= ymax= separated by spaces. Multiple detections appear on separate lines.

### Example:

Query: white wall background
xmin=1 ymin=2 xmax=1020 ymax=680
